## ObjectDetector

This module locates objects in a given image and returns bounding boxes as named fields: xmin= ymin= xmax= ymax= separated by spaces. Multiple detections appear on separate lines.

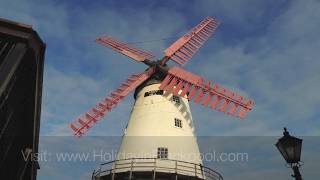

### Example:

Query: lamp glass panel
xmin=276 ymin=141 xmax=289 ymax=162
xmin=286 ymin=146 xmax=294 ymax=161
xmin=294 ymin=139 xmax=302 ymax=161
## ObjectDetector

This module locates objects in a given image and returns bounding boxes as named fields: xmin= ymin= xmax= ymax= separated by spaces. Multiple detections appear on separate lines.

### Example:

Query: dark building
xmin=0 ymin=18 xmax=45 ymax=179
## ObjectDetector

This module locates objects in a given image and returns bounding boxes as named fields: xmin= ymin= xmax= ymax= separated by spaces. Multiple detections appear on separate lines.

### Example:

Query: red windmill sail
xmin=162 ymin=17 xmax=220 ymax=65
xmin=96 ymin=36 xmax=155 ymax=62
xmin=159 ymin=67 xmax=254 ymax=119
xmin=69 ymin=68 xmax=155 ymax=137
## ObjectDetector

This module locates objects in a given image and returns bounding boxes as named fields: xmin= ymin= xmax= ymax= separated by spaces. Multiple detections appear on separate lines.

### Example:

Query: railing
xmin=92 ymin=158 xmax=223 ymax=180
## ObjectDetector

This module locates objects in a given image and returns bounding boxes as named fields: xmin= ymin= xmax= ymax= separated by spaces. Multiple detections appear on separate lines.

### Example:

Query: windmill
xmin=70 ymin=17 xmax=254 ymax=180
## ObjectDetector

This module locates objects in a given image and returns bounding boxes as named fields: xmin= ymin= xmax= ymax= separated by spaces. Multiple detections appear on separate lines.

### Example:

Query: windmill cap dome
xmin=134 ymin=70 xmax=166 ymax=99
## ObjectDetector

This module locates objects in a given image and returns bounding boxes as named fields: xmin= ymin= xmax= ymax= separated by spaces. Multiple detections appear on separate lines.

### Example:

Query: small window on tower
xmin=172 ymin=95 xmax=180 ymax=103
xmin=157 ymin=147 xmax=168 ymax=159
xmin=174 ymin=118 xmax=182 ymax=128
xmin=144 ymin=90 xmax=164 ymax=97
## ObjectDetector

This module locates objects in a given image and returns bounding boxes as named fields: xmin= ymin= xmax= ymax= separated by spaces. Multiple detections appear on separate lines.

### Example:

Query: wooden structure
xmin=0 ymin=18 xmax=45 ymax=180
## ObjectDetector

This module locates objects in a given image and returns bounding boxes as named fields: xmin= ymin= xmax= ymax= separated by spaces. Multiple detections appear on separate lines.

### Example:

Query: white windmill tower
xmin=69 ymin=17 xmax=254 ymax=180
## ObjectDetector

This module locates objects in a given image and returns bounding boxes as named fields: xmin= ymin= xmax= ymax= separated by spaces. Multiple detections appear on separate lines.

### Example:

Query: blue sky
xmin=1 ymin=0 xmax=320 ymax=179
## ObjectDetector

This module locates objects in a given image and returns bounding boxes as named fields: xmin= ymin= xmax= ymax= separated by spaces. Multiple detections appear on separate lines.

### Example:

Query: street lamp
xmin=275 ymin=127 xmax=303 ymax=180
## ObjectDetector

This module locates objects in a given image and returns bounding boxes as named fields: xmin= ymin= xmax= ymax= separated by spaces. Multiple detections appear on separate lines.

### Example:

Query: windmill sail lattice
xmin=96 ymin=36 xmax=155 ymax=62
xmin=163 ymin=17 xmax=220 ymax=65
xmin=159 ymin=67 xmax=254 ymax=118
xmin=69 ymin=68 xmax=155 ymax=137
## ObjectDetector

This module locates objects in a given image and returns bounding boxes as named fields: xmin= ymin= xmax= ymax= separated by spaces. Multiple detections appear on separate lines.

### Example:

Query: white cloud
xmin=41 ymin=66 xmax=112 ymax=135
xmin=189 ymin=0 xmax=320 ymax=136
xmin=0 ymin=0 xmax=70 ymax=39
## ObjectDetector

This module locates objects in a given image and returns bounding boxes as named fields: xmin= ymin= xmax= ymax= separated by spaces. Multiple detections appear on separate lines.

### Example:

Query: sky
xmin=1 ymin=0 xmax=320 ymax=179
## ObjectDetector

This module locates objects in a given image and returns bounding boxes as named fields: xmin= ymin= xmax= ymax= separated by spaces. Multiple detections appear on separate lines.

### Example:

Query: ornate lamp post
xmin=275 ymin=128 xmax=303 ymax=180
